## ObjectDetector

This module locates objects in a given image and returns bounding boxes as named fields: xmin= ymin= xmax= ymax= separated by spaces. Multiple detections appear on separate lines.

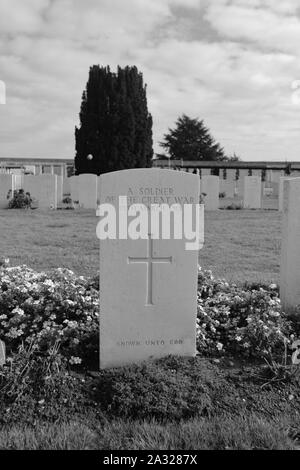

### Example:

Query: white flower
xmin=269 ymin=310 xmax=280 ymax=317
xmin=216 ymin=342 xmax=223 ymax=351
xmin=235 ymin=336 xmax=242 ymax=342
xmin=269 ymin=283 xmax=277 ymax=290
xmin=69 ymin=356 xmax=82 ymax=365
xmin=11 ymin=307 xmax=25 ymax=316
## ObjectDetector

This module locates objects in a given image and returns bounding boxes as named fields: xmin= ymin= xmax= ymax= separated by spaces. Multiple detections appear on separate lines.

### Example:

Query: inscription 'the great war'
xmin=105 ymin=187 xmax=196 ymax=206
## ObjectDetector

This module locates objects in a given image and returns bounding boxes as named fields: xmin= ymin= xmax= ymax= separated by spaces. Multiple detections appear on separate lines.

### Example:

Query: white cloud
xmin=205 ymin=2 xmax=300 ymax=54
xmin=0 ymin=0 xmax=49 ymax=34
xmin=0 ymin=0 xmax=300 ymax=160
xmin=0 ymin=80 xmax=6 ymax=104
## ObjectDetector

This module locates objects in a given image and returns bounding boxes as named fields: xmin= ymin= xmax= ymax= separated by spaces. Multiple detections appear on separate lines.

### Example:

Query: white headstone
xmin=69 ymin=176 xmax=79 ymax=203
xmin=201 ymin=175 xmax=219 ymax=210
xmin=226 ymin=169 xmax=236 ymax=182
xmin=237 ymin=169 xmax=249 ymax=196
xmin=13 ymin=174 xmax=24 ymax=190
xmin=78 ymin=174 xmax=98 ymax=209
xmin=98 ymin=169 xmax=203 ymax=369
xmin=57 ymin=175 xmax=63 ymax=203
xmin=0 ymin=174 xmax=14 ymax=209
xmin=23 ymin=175 xmax=58 ymax=209
xmin=220 ymin=180 xmax=235 ymax=198
xmin=278 ymin=176 xmax=298 ymax=211
xmin=280 ymin=178 xmax=300 ymax=313
xmin=0 ymin=340 xmax=5 ymax=366
xmin=270 ymin=170 xmax=284 ymax=184
xmin=63 ymin=177 xmax=71 ymax=196
xmin=243 ymin=176 xmax=262 ymax=209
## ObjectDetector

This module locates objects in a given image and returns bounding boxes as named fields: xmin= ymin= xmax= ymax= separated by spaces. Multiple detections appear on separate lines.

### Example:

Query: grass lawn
xmin=0 ymin=201 xmax=282 ymax=284
xmin=0 ymin=356 xmax=299 ymax=450
xmin=1 ymin=203 xmax=296 ymax=451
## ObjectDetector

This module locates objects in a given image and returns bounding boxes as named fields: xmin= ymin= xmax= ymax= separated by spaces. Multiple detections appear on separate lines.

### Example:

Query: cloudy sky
xmin=1 ymin=0 xmax=300 ymax=162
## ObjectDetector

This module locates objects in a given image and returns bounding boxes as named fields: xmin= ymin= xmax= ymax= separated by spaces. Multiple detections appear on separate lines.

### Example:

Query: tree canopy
xmin=160 ymin=114 xmax=227 ymax=161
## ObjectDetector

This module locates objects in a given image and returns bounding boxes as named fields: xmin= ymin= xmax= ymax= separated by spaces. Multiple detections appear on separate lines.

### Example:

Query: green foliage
xmin=0 ymin=263 xmax=297 ymax=368
xmin=228 ymin=152 xmax=241 ymax=162
xmin=0 ymin=343 xmax=84 ymax=424
xmin=75 ymin=65 xmax=153 ymax=175
xmin=197 ymin=267 xmax=293 ymax=360
xmin=62 ymin=196 xmax=72 ymax=204
xmin=7 ymin=189 xmax=32 ymax=209
xmin=160 ymin=114 xmax=226 ymax=161
xmin=94 ymin=356 xmax=228 ymax=420
xmin=0 ymin=266 xmax=99 ymax=368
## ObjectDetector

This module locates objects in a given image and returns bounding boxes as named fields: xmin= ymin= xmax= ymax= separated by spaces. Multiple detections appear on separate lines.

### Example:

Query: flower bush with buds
xmin=0 ymin=261 xmax=99 ymax=365
xmin=0 ymin=260 xmax=296 ymax=365
xmin=196 ymin=267 xmax=294 ymax=359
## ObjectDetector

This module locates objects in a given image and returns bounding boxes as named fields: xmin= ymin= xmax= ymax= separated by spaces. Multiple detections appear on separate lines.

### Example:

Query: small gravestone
xmin=97 ymin=169 xmax=203 ymax=369
xmin=78 ymin=174 xmax=98 ymax=209
xmin=56 ymin=175 xmax=64 ymax=204
xmin=0 ymin=340 xmax=5 ymax=366
xmin=280 ymin=178 xmax=300 ymax=313
xmin=0 ymin=174 xmax=14 ymax=209
xmin=243 ymin=176 xmax=261 ymax=209
xmin=220 ymin=180 xmax=235 ymax=199
xmin=13 ymin=174 xmax=23 ymax=191
xmin=63 ymin=177 xmax=71 ymax=197
xmin=23 ymin=175 xmax=58 ymax=209
xmin=201 ymin=175 xmax=219 ymax=210
xmin=278 ymin=176 xmax=298 ymax=211
xmin=69 ymin=175 xmax=79 ymax=204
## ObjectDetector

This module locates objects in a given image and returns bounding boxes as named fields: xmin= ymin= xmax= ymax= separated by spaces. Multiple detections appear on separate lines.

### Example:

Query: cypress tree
xmin=75 ymin=65 xmax=153 ymax=174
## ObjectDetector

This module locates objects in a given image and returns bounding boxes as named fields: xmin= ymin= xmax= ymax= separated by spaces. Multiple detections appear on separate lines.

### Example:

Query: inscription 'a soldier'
xmin=128 ymin=234 xmax=172 ymax=306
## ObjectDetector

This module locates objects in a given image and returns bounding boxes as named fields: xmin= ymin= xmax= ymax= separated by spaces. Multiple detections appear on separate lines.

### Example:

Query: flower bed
xmin=0 ymin=263 xmax=99 ymax=365
xmin=0 ymin=261 xmax=297 ymax=365
xmin=196 ymin=267 xmax=294 ymax=359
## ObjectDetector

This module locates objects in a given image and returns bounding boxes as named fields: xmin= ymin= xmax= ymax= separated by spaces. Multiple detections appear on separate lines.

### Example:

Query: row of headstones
xmin=0 ymin=174 xmax=62 ymax=209
xmin=201 ymin=175 xmax=296 ymax=210
xmin=68 ymin=174 xmax=286 ymax=211
xmin=0 ymin=174 xmax=98 ymax=210
xmin=0 ymin=172 xmax=294 ymax=211
xmin=201 ymin=175 xmax=262 ymax=210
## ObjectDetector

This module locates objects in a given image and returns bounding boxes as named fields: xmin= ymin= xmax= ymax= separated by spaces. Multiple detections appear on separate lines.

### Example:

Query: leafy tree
xmin=228 ymin=152 xmax=241 ymax=162
xmin=75 ymin=65 xmax=153 ymax=174
xmin=160 ymin=114 xmax=227 ymax=161
xmin=285 ymin=163 xmax=292 ymax=175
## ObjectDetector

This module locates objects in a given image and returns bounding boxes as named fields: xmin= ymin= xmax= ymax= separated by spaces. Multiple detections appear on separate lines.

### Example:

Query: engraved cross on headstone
xmin=128 ymin=235 xmax=172 ymax=306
